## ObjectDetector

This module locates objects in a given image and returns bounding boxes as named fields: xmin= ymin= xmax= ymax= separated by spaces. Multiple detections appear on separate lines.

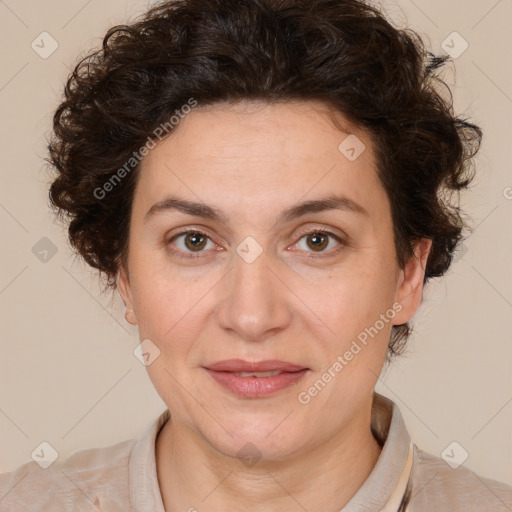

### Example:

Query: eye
xmin=166 ymin=228 xmax=346 ymax=260
xmin=294 ymin=229 xmax=345 ymax=256
xmin=167 ymin=230 xmax=216 ymax=258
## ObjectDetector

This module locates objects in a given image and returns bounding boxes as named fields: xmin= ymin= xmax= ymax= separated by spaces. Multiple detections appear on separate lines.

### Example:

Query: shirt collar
xmin=129 ymin=408 xmax=169 ymax=512
xmin=341 ymin=392 xmax=413 ymax=511
xmin=129 ymin=392 xmax=412 ymax=512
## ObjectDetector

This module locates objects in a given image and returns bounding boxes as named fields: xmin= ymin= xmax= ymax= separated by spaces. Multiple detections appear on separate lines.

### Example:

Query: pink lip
xmin=204 ymin=359 xmax=309 ymax=398
xmin=205 ymin=359 xmax=307 ymax=372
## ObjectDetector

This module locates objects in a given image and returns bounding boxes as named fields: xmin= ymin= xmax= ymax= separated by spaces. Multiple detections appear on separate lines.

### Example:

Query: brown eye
xmin=295 ymin=229 xmax=344 ymax=255
xmin=305 ymin=232 xmax=329 ymax=252
xmin=183 ymin=232 xmax=208 ymax=251
xmin=168 ymin=231 xmax=214 ymax=257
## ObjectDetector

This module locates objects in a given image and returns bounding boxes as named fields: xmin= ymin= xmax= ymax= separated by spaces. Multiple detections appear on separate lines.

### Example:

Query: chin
xmin=201 ymin=417 xmax=306 ymax=464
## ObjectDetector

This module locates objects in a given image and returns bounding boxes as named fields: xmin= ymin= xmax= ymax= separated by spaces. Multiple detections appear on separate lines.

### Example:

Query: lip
xmin=204 ymin=359 xmax=308 ymax=373
xmin=204 ymin=359 xmax=309 ymax=398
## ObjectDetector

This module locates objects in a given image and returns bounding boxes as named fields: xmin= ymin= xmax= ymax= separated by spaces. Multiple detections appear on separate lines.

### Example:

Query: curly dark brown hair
xmin=46 ymin=0 xmax=482 ymax=358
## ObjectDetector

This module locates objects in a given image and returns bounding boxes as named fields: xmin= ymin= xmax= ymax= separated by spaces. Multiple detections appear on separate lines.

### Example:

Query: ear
xmin=392 ymin=238 xmax=433 ymax=326
xmin=117 ymin=265 xmax=138 ymax=325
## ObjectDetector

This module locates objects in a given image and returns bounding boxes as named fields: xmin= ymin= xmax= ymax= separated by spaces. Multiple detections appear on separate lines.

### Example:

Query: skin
xmin=117 ymin=99 xmax=432 ymax=512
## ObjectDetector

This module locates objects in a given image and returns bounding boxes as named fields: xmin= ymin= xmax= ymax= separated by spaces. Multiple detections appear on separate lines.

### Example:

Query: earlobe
xmin=117 ymin=266 xmax=138 ymax=325
xmin=392 ymin=238 xmax=433 ymax=326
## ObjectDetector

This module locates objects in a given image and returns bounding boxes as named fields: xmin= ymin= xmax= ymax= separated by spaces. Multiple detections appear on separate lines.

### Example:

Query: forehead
xmin=154 ymin=99 xmax=362 ymax=163
xmin=131 ymin=100 xmax=388 ymax=226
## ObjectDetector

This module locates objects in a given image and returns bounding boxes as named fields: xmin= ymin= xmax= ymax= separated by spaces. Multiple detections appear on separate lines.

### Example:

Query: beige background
xmin=1 ymin=0 xmax=511 ymax=486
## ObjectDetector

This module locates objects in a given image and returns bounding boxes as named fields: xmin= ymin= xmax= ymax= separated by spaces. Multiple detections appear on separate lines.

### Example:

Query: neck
xmin=155 ymin=397 xmax=382 ymax=512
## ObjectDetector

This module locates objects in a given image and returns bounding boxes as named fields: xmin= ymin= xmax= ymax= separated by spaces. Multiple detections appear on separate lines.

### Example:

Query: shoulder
xmin=0 ymin=438 xmax=136 ymax=511
xmin=409 ymin=447 xmax=512 ymax=511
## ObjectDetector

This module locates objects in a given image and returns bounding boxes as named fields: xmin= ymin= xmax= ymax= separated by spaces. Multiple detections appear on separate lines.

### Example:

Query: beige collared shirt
xmin=1 ymin=393 xmax=510 ymax=511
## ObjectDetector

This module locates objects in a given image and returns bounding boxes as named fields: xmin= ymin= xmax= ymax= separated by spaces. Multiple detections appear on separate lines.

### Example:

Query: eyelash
xmin=165 ymin=228 xmax=346 ymax=260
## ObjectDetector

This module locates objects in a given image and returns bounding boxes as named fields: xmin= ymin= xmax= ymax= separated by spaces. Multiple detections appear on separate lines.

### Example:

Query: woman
xmin=1 ymin=0 xmax=510 ymax=510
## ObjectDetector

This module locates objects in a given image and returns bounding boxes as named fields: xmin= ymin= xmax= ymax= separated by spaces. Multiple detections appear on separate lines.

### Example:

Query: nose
xmin=216 ymin=243 xmax=292 ymax=343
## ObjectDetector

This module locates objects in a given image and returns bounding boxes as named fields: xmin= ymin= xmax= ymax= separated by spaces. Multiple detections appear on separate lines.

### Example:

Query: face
xmin=117 ymin=100 xmax=431 ymax=461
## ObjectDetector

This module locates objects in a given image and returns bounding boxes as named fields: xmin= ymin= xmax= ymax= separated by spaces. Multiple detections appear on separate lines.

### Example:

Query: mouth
xmin=203 ymin=359 xmax=310 ymax=398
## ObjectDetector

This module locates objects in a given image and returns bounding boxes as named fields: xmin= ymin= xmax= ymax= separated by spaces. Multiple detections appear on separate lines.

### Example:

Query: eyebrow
xmin=143 ymin=193 xmax=369 ymax=225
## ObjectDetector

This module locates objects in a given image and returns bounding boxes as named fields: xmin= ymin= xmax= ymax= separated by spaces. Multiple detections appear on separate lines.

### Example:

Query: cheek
xmin=313 ymin=259 xmax=397 ymax=333
xmin=305 ymin=269 xmax=394 ymax=401
xmin=131 ymin=266 xmax=219 ymax=351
